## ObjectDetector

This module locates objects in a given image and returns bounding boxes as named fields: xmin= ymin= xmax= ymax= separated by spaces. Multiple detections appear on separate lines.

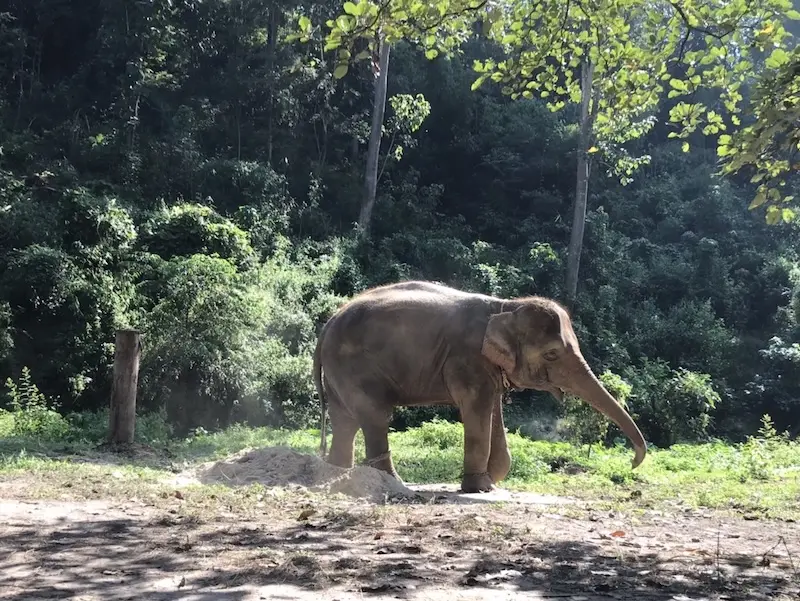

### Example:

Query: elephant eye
xmin=542 ymin=350 xmax=559 ymax=361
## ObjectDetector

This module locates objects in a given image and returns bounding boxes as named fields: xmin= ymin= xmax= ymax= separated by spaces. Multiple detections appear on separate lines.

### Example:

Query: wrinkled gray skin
xmin=313 ymin=281 xmax=647 ymax=493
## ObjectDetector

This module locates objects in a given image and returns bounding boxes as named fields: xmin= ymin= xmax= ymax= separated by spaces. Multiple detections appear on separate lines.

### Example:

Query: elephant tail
xmin=314 ymin=323 xmax=327 ymax=459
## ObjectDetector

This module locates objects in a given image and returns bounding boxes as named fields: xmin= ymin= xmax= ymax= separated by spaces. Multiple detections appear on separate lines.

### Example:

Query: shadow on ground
xmin=1 ymin=497 xmax=797 ymax=601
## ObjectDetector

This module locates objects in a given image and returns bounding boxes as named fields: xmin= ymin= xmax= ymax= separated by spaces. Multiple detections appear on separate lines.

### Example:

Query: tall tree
xmin=473 ymin=0 xmax=796 ymax=303
xmin=295 ymin=0 xmax=488 ymax=235
xmin=358 ymin=35 xmax=390 ymax=237
xmin=312 ymin=0 xmax=796 ymax=300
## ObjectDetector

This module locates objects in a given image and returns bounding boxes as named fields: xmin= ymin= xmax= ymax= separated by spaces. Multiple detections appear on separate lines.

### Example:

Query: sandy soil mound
xmin=196 ymin=446 xmax=420 ymax=503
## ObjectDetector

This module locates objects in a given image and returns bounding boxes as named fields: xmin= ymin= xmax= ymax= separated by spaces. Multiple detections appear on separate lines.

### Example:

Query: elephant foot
xmin=362 ymin=451 xmax=404 ymax=483
xmin=460 ymin=471 xmax=495 ymax=493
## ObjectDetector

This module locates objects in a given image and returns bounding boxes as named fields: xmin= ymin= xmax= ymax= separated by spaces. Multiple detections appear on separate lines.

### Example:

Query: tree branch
xmin=669 ymin=1 xmax=735 ymax=42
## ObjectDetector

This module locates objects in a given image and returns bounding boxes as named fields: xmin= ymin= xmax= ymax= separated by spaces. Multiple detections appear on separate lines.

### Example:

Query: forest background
xmin=1 ymin=0 xmax=800 ymax=453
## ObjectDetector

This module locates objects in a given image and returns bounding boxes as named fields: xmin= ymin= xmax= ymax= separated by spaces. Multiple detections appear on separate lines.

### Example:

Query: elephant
xmin=313 ymin=280 xmax=647 ymax=493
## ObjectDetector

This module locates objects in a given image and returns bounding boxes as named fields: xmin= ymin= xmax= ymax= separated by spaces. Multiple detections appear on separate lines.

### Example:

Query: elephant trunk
xmin=570 ymin=359 xmax=647 ymax=468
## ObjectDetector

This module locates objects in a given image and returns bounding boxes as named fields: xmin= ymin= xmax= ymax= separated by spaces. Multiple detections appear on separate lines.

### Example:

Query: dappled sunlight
xmin=1 ymin=491 xmax=798 ymax=601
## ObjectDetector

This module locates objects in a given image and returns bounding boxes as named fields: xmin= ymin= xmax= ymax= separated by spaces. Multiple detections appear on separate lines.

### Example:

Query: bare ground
xmin=1 ymin=450 xmax=799 ymax=600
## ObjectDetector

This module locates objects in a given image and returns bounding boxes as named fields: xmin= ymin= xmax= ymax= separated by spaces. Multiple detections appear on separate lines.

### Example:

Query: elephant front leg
xmin=487 ymin=395 xmax=512 ymax=484
xmin=459 ymin=401 xmax=495 ymax=493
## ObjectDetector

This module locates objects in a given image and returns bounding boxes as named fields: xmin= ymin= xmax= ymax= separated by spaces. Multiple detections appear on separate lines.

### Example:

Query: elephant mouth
xmin=522 ymin=375 xmax=565 ymax=401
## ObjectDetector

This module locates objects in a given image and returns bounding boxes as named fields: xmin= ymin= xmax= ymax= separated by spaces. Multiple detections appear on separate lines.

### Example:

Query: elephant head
xmin=481 ymin=298 xmax=647 ymax=468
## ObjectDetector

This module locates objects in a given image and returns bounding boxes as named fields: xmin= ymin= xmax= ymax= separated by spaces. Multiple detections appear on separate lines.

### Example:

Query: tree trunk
xmin=108 ymin=329 xmax=141 ymax=445
xmin=266 ymin=2 xmax=278 ymax=167
xmin=565 ymin=59 xmax=596 ymax=305
xmin=358 ymin=37 xmax=391 ymax=239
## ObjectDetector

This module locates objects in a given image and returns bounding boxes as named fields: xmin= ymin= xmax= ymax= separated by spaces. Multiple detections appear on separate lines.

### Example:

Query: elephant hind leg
xmin=353 ymin=394 xmax=403 ymax=482
xmin=326 ymin=385 xmax=359 ymax=469
xmin=324 ymin=375 xmax=403 ymax=482
xmin=361 ymin=422 xmax=403 ymax=482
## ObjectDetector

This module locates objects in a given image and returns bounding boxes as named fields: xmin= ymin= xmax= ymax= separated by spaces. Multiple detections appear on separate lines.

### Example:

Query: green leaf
xmin=749 ymin=189 xmax=768 ymax=210
xmin=470 ymin=75 xmax=487 ymax=91
xmin=787 ymin=9 xmax=800 ymax=19
xmin=425 ymin=48 xmax=439 ymax=60
xmin=298 ymin=15 xmax=311 ymax=32
xmin=343 ymin=1 xmax=359 ymax=15
xmin=682 ymin=141 xmax=690 ymax=153
xmin=336 ymin=15 xmax=354 ymax=32
xmin=765 ymin=48 xmax=790 ymax=69
xmin=765 ymin=205 xmax=781 ymax=225
xmin=333 ymin=63 xmax=349 ymax=79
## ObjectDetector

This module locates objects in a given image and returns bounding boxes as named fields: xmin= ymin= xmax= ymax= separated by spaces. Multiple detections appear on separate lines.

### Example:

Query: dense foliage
xmin=0 ymin=0 xmax=798 ymax=446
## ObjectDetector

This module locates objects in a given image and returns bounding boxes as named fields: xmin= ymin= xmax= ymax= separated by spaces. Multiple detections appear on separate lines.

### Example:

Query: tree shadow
xmin=0 ymin=514 xmax=258 ymax=601
xmin=2 ymin=501 xmax=797 ymax=600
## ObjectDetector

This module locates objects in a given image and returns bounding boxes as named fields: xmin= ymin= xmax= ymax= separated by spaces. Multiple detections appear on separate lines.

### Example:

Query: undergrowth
xmin=1 ymin=397 xmax=798 ymax=518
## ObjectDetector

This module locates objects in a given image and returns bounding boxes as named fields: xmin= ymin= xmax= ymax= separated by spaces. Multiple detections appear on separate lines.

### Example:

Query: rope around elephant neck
xmin=501 ymin=370 xmax=516 ymax=404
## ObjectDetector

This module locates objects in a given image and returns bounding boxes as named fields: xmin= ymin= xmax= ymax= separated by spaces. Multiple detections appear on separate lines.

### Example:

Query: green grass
xmin=1 ymin=410 xmax=799 ymax=519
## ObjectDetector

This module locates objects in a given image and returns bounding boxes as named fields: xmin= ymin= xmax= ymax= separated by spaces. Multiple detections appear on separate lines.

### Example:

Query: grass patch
xmin=1 ymin=410 xmax=798 ymax=519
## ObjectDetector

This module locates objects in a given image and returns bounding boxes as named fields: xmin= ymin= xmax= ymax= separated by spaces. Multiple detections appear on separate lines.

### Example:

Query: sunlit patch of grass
xmin=1 ymin=412 xmax=799 ymax=520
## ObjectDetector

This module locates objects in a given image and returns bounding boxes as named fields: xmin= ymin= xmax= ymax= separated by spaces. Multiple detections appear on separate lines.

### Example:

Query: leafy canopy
xmin=717 ymin=44 xmax=800 ymax=224
xmin=303 ymin=0 xmax=798 ymax=214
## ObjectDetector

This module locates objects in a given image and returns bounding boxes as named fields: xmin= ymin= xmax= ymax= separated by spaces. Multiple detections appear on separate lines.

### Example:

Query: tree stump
xmin=108 ymin=329 xmax=141 ymax=445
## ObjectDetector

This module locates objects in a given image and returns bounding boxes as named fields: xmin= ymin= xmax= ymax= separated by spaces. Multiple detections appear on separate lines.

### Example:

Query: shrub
xmin=139 ymin=203 xmax=257 ymax=269
xmin=736 ymin=414 xmax=792 ymax=482
xmin=65 ymin=408 xmax=174 ymax=444
xmin=625 ymin=361 xmax=722 ymax=446
xmin=559 ymin=370 xmax=633 ymax=451
xmin=4 ymin=367 xmax=73 ymax=440
xmin=136 ymin=239 xmax=346 ymax=433
xmin=0 ymin=245 xmax=123 ymax=412
xmin=406 ymin=417 xmax=464 ymax=450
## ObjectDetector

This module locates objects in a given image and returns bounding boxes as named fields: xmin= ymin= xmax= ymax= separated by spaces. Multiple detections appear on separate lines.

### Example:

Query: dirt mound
xmin=196 ymin=446 xmax=420 ymax=503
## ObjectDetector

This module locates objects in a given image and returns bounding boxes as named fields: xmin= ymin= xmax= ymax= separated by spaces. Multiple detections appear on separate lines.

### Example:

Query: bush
xmin=0 ymin=245 xmax=124 ymax=412
xmin=739 ymin=336 xmax=800 ymax=435
xmin=736 ymin=414 xmax=793 ymax=482
xmin=559 ymin=370 xmax=633 ymax=451
xmin=139 ymin=203 xmax=257 ymax=269
xmin=4 ymin=367 xmax=73 ymax=440
xmin=405 ymin=417 xmax=464 ymax=450
xmin=135 ymin=238 xmax=346 ymax=434
xmin=625 ymin=361 xmax=722 ymax=446
xmin=65 ymin=408 xmax=174 ymax=444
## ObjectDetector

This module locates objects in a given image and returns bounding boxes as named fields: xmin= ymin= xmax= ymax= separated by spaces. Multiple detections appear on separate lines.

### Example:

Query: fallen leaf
xmin=297 ymin=508 xmax=316 ymax=521
xmin=610 ymin=530 xmax=626 ymax=538
xmin=360 ymin=582 xmax=406 ymax=593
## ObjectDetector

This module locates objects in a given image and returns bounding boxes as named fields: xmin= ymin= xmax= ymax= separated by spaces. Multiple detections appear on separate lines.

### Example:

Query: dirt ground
xmin=2 ymin=447 xmax=799 ymax=600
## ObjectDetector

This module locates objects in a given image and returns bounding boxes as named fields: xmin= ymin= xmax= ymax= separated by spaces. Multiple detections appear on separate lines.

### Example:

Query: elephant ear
xmin=481 ymin=311 xmax=516 ymax=374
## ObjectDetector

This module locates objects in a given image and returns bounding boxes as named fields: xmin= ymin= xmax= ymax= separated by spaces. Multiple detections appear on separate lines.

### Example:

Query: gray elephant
xmin=313 ymin=280 xmax=647 ymax=493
